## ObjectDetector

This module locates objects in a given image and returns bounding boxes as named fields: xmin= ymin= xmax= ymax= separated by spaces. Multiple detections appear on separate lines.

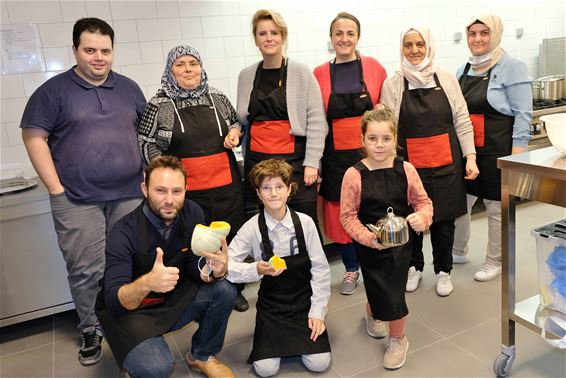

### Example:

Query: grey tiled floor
xmin=1 ymin=202 xmax=565 ymax=377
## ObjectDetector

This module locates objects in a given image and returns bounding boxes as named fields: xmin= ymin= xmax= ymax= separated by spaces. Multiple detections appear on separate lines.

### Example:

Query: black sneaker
xmin=233 ymin=292 xmax=249 ymax=312
xmin=78 ymin=326 xmax=103 ymax=366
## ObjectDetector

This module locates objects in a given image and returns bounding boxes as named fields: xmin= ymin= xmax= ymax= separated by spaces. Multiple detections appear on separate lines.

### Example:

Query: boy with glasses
xmin=227 ymin=159 xmax=331 ymax=377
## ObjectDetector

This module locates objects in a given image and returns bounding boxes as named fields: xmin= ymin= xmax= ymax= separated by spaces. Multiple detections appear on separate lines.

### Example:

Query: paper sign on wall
xmin=1 ymin=23 xmax=45 ymax=74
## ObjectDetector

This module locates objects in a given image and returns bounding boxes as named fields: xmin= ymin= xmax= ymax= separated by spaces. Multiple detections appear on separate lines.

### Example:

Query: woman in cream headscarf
xmin=452 ymin=15 xmax=532 ymax=282
xmin=381 ymin=26 xmax=478 ymax=298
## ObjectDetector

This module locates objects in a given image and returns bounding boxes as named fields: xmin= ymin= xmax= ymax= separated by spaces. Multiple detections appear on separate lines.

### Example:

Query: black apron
xmin=458 ymin=63 xmax=514 ymax=200
xmin=398 ymin=74 xmax=467 ymax=222
xmin=165 ymin=94 xmax=245 ymax=240
xmin=320 ymin=58 xmax=373 ymax=202
xmin=245 ymin=60 xmax=316 ymax=206
xmin=95 ymin=204 xmax=200 ymax=367
xmin=353 ymin=158 xmax=413 ymax=321
xmin=248 ymin=208 xmax=331 ymax=362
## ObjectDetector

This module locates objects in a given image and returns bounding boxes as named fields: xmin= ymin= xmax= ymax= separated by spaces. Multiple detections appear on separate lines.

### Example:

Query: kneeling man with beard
xmin=96 ymin=155 xmax=236 ymax=378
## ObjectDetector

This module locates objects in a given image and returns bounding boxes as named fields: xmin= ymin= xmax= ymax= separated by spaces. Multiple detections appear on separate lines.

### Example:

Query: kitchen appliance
xmin=366 ymin=207 xmax=409 ymax=247
xmin=534 ymin=75 xmax=565 ymax=101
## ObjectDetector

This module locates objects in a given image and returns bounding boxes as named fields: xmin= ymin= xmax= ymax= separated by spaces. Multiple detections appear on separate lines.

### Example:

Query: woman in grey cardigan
xmin=230 ymin=9 xmax=327 ymax=226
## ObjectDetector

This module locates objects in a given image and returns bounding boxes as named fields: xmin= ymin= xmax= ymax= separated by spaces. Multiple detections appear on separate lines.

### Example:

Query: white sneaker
xmin=406 ymin=266 xmax=422 ymax=292
xmin=435 ymin=271 xmax=454 ymax=296
xmin=365 ymin=311 xmax=387 ymax=339
xmin=452 ymin=254 xmax=470 ymax=264
xmin=383 ymin=336 xmax=409 ymax=370
xmin=474 ymin=263 xmax=502 ymax=282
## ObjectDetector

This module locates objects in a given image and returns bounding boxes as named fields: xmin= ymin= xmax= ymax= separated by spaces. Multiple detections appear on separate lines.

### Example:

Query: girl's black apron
xmin=397 ymin=74 xmax=467 ymax=222
xmin=320 ymin=58 xmax=373 ymax=202
xmin=245 ymin=60 xmax=316 ymax=207
xmin=353 ymin=158 xmax=412 ymax=321
xmin=95 ymin=204 xmax=200 ymax=367
xmin=248 ymin=208 xmax=331 ymax=362
xmin=165 ymin=94 xmax=245 ymax=239
xmin=458 ymin=63 xmax=514 ymax=201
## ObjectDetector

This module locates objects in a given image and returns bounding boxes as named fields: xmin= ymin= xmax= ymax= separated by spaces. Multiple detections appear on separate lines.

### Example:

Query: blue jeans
xmin=122 ymin=280 xmax=236 ymax=378
xmin=339 ymin=243 xmax=359 ymax=272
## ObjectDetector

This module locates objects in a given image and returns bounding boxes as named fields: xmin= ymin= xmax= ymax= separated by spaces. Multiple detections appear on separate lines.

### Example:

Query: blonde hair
xmin=252 ymin=9 xmax=288 ymax=51
xmin=360 ymin=106 xmax=399 ymax=156
xmin=248 ymin=159 xmax=298 ymax=197
xmin=361 ymin=106 xmax=397 ymax=135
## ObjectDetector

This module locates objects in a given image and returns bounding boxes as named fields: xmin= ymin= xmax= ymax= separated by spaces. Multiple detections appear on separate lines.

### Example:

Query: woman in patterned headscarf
xmin=452 ymin=15 xmax=532 ymax=282
xmin=381 ymin=26 xmax=478 ymax=298
xmin=138 ymin=45 xmax=246 ymax=248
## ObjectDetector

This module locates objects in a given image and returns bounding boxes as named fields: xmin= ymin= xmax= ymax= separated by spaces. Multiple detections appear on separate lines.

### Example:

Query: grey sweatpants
xmin=49 ymin=192 xmax=142 ymax=330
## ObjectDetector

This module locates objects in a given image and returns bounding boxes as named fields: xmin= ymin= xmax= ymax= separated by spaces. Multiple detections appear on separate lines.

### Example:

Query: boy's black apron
xmin=352 ymin=158 xmax=413 ymax=321
xmin=248 ymin=208 xmax=331 ymax=362
xmin=95 ymin=204 xmax=200 ymax=367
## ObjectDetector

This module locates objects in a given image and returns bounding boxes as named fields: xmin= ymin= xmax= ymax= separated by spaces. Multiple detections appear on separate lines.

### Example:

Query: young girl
xmin=227 ymin=159 xmax=331 ymax=377
xmin=340 ymin=107 xmax=433 ymax=370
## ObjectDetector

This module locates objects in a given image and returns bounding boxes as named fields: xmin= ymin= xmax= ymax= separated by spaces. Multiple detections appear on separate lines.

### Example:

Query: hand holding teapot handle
xmin=406 ymin=213 xmax=425 ymax=233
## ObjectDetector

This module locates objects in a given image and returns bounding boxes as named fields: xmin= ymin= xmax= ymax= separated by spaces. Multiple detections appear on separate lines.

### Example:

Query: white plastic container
xmin=531 ymin=219 xmax=566 ymax=314
xmin=540 ymin=113 xmax=566 ymax=154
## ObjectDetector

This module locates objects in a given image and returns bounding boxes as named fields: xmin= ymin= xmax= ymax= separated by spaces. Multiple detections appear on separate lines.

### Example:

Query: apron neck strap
xmin=330 ymin=54 xmax=367 ymax=93
xmin=258 ymin=206 xmax=307 ymax=260
xmin=253 ymin=57 xmax=287 ymax=90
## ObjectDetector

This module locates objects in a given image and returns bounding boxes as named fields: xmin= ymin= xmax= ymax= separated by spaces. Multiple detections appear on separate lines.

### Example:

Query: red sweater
xmin=313 ymin=55 xmax=387 ymax=112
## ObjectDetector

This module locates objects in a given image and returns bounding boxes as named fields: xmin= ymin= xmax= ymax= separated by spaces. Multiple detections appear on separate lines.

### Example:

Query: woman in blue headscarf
xmin=138 ymin=45 xmax=245 ymax=247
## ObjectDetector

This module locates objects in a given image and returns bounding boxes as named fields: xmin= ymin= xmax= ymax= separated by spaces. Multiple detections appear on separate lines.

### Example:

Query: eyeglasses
xmin=260 ymin=185 xmax=287 ymax=194
xmin=364 ymin=135 xmax=395 ymax=146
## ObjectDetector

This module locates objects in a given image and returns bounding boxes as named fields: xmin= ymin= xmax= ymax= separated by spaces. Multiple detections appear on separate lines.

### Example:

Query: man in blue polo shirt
xmin=20 ymin=18 xmax=146 ymax=366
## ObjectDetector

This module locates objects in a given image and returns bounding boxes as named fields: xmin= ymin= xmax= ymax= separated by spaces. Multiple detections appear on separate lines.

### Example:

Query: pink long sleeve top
xmin=340 ymin=161 xmax=434 ymax=248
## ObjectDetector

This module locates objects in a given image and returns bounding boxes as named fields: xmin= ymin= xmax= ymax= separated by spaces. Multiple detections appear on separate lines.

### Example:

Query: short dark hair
xmin=73 ymin=18 xmax=114 ymax=49
xmin=145 ymin=155 xmax=187 ymax=188
xmin=248 ymin=159 xmax=297 ymax=197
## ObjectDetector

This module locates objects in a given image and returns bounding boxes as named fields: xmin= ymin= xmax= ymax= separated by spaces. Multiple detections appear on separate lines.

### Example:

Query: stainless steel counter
xmin=494 ymin=147 xmax=566 ymax=376
xmin=0 ymin=180 xmax=74 ymax=327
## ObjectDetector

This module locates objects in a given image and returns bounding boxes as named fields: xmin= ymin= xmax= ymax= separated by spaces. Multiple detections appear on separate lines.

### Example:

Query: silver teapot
xmin=366 ymin=207 xmax=409 ymax=247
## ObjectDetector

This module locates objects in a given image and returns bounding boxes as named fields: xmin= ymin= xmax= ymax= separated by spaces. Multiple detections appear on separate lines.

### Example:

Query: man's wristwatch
xmin=212 ymin=270 xmax=228 ymax=281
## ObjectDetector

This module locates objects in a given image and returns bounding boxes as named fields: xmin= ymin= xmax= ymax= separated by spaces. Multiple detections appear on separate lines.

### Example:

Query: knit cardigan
xmin=237 ymin=58 xmax=328 ymax=169
xmin=313 ymin=55 xmax=387 ymax=111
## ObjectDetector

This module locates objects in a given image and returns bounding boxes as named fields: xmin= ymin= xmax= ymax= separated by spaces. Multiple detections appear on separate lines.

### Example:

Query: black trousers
xmin=410 ymin=218 xmax=455 ymax=274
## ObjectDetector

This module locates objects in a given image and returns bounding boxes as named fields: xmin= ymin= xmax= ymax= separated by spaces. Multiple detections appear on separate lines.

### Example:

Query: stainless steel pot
xmin=536 ymin=75 xmax=565 ymax=101
xmin=532 ymin=80 xmax=543 ymax=101
xmin=366 ymin=207 xmax=409 ymax=247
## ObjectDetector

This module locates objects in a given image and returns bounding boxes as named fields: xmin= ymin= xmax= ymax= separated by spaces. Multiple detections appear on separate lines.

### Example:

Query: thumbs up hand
xmin=146 ymin=247 xmax=180 ymax=293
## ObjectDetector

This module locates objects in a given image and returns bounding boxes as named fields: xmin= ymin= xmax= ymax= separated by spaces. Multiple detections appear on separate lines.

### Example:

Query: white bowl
xmin=540 ymin=113 xmax=566 ymax=154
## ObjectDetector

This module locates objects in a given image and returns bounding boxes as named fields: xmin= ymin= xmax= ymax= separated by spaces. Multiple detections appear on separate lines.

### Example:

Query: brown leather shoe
xmin=186 ymin=353 xmax=235 ymax=378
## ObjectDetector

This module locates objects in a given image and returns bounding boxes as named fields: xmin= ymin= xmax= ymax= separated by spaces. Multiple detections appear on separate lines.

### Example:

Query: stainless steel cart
xmin=495 ymin=147 xmax=566 ymax=377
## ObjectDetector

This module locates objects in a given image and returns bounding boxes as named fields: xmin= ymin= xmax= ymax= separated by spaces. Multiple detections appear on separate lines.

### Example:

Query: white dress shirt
xmin=227 ymin=207 xmax=331 ymax=320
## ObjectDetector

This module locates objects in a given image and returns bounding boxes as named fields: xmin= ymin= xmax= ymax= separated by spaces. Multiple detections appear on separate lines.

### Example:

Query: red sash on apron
xmin=332 ymin=116 xmax=364 ymax=150
xmin=181 ymin=151 xmax=232 ymax=191
xmin=469 ymin=113 xmax=485 ymax=147
xmin=406 ymin=133 xmax=453 ymax=168
xmin=249 ymin=120 xmax=294 ymax=154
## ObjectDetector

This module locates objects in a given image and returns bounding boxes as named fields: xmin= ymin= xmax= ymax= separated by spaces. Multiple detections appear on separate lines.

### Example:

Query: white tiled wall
xmin=1 ymin=0 xmax=564 ymax=176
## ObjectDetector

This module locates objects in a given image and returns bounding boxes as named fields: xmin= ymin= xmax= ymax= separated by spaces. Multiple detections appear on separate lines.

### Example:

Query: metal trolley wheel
xmin=493 ymin=352 xmax=515 ymax=377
